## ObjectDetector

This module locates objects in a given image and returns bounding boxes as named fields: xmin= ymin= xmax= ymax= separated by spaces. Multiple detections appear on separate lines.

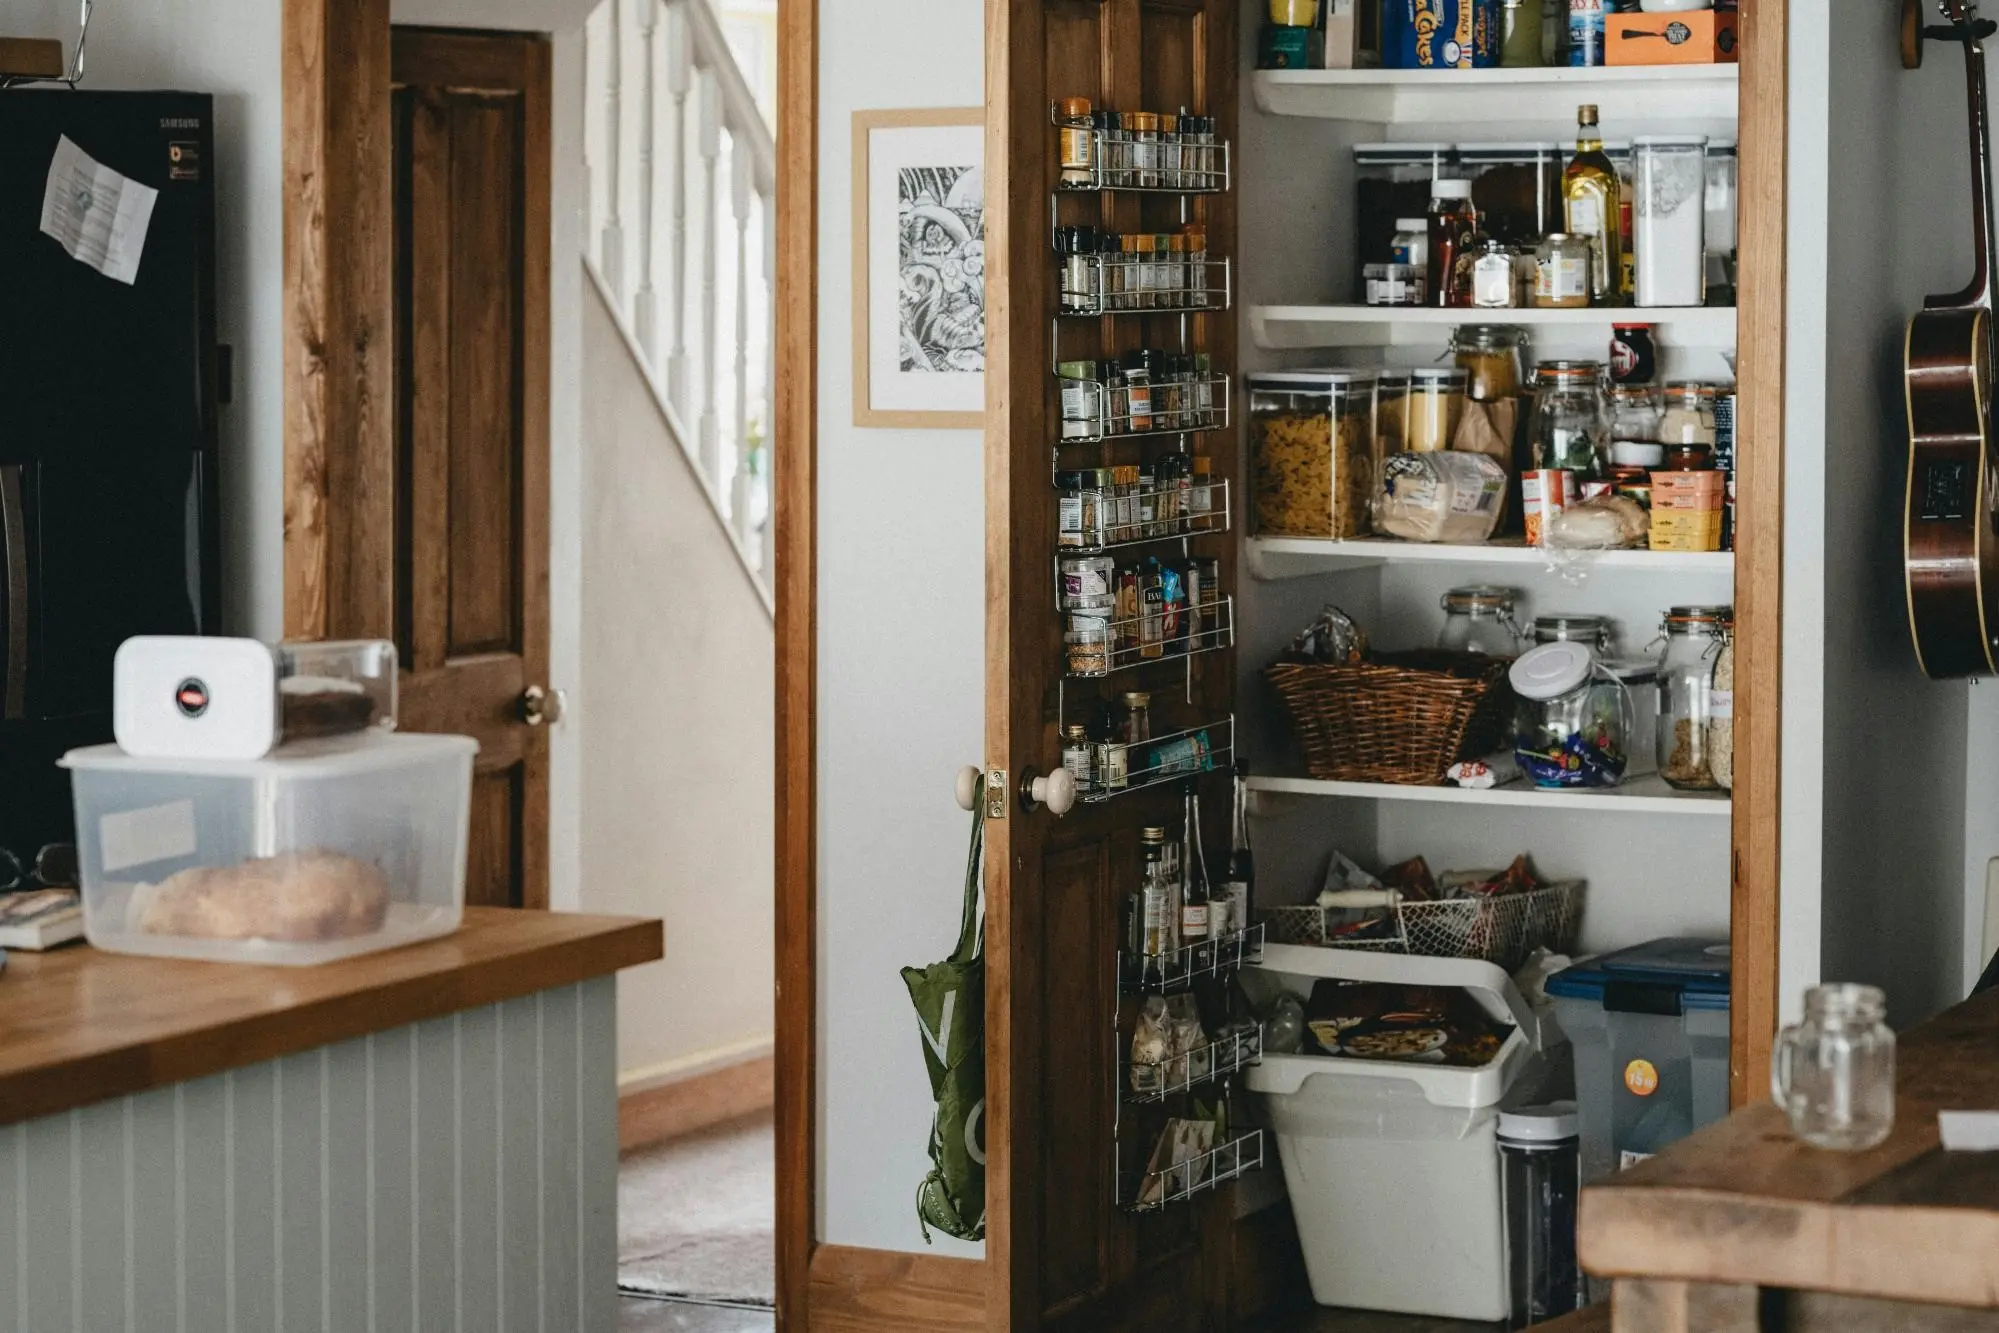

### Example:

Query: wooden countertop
xmin=0 ymin=907 xmax=663 ymax=1127
xmin=1579 ymin=985 xmax=1999 ymax=1308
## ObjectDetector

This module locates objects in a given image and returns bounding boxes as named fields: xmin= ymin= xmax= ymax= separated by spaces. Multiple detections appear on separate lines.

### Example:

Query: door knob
xmin=1020 ymin=766 xmax=1077 ymax=816
xmin=955 ymin=765 xmax=982 ymax=811
xmin=521 ymin=684 xmax=567 ymax=727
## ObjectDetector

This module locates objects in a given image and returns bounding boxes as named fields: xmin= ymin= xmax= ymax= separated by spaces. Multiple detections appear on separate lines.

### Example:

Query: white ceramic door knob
xmin=1029 ymin=767 xmax=1077 ymax=816
xmin=955 ymin=765 xmax=982 ymax=812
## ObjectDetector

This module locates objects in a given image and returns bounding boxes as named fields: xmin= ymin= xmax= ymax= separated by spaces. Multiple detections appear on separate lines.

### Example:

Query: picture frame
xmin=851 ymin=107 xmax=985 ymax=428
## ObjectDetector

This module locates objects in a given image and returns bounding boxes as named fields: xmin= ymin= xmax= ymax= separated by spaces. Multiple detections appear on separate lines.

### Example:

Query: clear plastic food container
xmin=114 ymin=636 xmax=399 ymax=760
xmin=1250 ymin=370 xmax=1380 ymax=538
xmin=61 ymin=731 xmax=476 ymax=965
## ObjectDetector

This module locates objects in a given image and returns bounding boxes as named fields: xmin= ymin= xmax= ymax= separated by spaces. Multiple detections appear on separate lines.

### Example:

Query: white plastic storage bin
xmin=61 ymin=731 xmax=477 ymax=965
xmin=1245 ymin=945 xmax=1562 ymax=1322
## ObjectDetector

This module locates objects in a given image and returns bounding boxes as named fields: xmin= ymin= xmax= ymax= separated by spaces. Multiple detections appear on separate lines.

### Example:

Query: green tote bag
xmin=900 ymin=779 xmax=988 ymax=1242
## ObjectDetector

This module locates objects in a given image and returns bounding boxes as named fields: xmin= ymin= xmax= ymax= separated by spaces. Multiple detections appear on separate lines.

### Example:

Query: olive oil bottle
xmin=1563 ymin=104 xmax=1621 ymax=305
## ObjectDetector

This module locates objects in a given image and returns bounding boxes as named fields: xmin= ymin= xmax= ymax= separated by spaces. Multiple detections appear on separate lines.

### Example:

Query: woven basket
xmin=1266 ymin=651 xmax=1515 ymax=785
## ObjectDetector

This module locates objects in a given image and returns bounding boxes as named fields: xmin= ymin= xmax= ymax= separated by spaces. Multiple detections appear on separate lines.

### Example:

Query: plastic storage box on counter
xmin=1242 ymin=945 xmax=1570 ymax=1323
xmin=114 ymin=636 xmax=399 ymax=761
xmin=61 ymin=731 xmax=476 ymax=965
xmin=1544 ymin=936 xmax=1731 ymax=1183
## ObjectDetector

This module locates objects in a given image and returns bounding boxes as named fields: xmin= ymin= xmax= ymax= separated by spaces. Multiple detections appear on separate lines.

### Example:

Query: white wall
xmin=580 ymin=282 xmax=776 ymax=1080
xmin=815 ymin=0 xmax=986 ymax=1257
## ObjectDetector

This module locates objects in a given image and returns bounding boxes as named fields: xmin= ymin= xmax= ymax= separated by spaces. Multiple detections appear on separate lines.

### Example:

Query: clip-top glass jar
xmin=1532 ymin=613 xmax=1615 ymax=654
xmin=1530 ymin=361 xmax=1611 ymax=477
xmin=1510 ymin=641 xmax=1633 ymax=788
xmin=1438 ymin=585 xmax=1524 ymax=657
xmin=1451 ymin=324 xmax=1528 ymax=402
xmin=1655 ymin=606 xmax=1732 ymax=791
xmin=1772 ymin=983 xmax=1896 ymax=1152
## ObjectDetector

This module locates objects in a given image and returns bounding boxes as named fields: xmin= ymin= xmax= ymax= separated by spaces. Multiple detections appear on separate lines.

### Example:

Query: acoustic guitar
xmin=1905 ymin=0 xmax=1999 ymax=678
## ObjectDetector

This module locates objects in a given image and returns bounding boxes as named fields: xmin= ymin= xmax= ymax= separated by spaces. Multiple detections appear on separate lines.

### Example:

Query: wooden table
xmin=0 ymin=907 xmax=662 ymax=1332
xmin=1579 ymin=986 xmax=1999 ymax=1331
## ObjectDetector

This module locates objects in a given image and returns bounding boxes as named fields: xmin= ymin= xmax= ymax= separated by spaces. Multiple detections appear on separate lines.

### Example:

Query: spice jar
xmin=1532 ymin=613 xmax=1615 ymax=653
xmin=1655 ymin=606 xmax=1732 ymax=791
xmin=1122 ymin=691 xmax=1153 ymax=747
xmin=1510 ymin=641 xmax=1633 ymax=788
xmin=1058 ymin=360 xmax=1105 ymax=440
xmin=1058 ymin=98 xmax=1096 ymax=188
xmin=1407 ymin=366 xmax=1468 ymax=452
xmin=1533 ymin=233 xmax=1591 ymax=308
xmin=1249 ymin=369 xmax=1381 ymax=538
xmin=1472 ymin=240 xmax=1522 ymax=308
xmin=1658 ymin=380 xmax=1717 ymax=447
xmin=1438 ymin=585 xmax=1524 ymax=656
xmin=1451 ymin=324 xmax=1528 ymax=402
xmin=1529 ymin=361 xmax=1611 ymax=477
xmin=1390 ymin=216 xmax=1430 ymax=277
xmin=1062 ymin=723 xmax=1097 ymax=791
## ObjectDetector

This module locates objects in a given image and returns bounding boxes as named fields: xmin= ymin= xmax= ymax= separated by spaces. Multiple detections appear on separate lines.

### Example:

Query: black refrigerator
xmin=0 ymin=89 xmax=222 ymax=885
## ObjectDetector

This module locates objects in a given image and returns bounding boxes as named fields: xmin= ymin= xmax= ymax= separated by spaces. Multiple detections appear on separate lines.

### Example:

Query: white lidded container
xmin=1244 ymin=945 xmax=1565 ymax=1322
xmin=61 ymin=731 xmax=477 ymax=965
xmin=114 ymin=636 xmax=399 ymax=761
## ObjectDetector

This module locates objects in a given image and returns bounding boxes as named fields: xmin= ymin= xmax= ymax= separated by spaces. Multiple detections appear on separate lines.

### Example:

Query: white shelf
xmin=1249 ymin=304 xmax=1738 ymax=351
xmin=1247 ymin=535 xmax=1734 ymax=579
xmin=1251 ymin=65 xmax=1740 ymax=125
xmin=1249 ymin=771 xmax=1731 ymax=817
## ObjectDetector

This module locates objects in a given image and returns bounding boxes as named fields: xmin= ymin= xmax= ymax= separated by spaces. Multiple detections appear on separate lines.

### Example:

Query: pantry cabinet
xmin=979 ymin=2 xmax=1785 ymax=1329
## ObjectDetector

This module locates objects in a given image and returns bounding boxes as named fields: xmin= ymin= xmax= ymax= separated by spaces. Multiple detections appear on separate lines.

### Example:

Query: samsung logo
xmin=160 ymin=117 xmax=201 ymax=129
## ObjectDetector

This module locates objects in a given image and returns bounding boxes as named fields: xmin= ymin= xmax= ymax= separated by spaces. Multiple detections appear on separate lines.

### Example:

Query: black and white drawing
xmin=896 ymin=164 xmax=985 ymax=375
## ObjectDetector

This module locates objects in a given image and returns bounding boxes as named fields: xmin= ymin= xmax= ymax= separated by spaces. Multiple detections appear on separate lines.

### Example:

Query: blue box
xmin=1382 ymin=0 xmax=1502 ymax=69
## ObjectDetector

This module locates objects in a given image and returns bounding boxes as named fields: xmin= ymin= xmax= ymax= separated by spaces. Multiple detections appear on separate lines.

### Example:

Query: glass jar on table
xmin=1773 ymin=983 xmax=1897 ymax=1152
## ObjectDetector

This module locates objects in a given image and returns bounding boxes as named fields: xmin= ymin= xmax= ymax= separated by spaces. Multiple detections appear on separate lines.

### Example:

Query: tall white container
xmin=1633 ymin=136 xmax=1707 ymax=307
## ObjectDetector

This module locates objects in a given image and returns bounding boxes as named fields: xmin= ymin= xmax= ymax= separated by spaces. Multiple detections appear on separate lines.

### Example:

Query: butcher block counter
xmin=1579 ymin=985 xmax=1999 ymax=1332
xmin=0 ymin=907 xmax=662 ymax=1333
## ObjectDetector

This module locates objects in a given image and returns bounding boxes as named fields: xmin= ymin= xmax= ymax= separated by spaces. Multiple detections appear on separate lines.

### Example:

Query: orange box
xmin=1607 ymin=10 xmax=1739 ymax=65
xmin=1649 ymin=470 xmax=1725 ymax=510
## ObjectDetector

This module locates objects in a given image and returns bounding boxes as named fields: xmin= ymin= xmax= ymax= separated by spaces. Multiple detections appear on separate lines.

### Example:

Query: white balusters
xmin=696 ymin=69 xmax=724 ymax=493
xmin=631 ymin=1 xmax=660 ymax=360
xmin=664 ymin=5 xmax=693 ymax=419
xmin=730 ymin=140 xmax=755 ymax=555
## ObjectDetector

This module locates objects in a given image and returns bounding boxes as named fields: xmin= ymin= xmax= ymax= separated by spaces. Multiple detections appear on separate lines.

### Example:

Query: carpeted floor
xmin=618 ymin=1112 xmax=776 ymax=1308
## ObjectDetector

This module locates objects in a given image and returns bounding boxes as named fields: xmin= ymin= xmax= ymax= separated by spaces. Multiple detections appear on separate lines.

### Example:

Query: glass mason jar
xmin=1530 ymin=361 xmax=1612 ymax=477
xmin=1510 ymin=641 xmax=1634 ymax=788
xmin=1451 ymin=324 xmax=1529 ymax=402
xmin=1655 ymin=606 xmax=1733 ymax=791
xmin=1532 ymin=613 xmax=1615 ymax=654
xmin=1772 ymin=983 xmax=1897 ymax=1152
xmin=1659 ymin=379 xmax=1718 ymax=447
xmin=1610 ymin=384 xmax=1662 ymax=445
xmin=1438 ymin=585 xmax=1524 ymax=656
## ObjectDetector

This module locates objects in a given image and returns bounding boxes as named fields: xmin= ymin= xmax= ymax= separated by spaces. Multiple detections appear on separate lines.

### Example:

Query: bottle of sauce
xmin=1427 ymin=178 xmax=1479 ymax=309
xmin=1562 ymin=105 xmax=1621 ymax=305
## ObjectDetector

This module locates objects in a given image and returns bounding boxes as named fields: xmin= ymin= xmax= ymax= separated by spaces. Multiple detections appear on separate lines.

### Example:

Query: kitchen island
xmin=1579 ymin=985 xmax=1999 ymax=1331
xmin=0 ymin=907 xmax=662 ymax=1333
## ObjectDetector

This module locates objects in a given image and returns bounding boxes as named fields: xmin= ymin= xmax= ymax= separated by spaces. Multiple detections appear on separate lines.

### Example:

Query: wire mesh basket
xmin=1262 ymin=881 xmax=1584 ymax=972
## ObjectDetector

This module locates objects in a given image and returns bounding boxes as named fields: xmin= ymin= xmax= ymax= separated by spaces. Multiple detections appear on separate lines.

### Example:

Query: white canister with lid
xmin=1509 ymin=641 xmax=1634 ymax=788
xmin=1632 ymin=136 xmax=1707 ymax=308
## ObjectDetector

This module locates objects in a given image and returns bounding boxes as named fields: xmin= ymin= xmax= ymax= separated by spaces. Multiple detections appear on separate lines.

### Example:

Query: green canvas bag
xmin=900 ymin=779 xmax=987 ymax=1242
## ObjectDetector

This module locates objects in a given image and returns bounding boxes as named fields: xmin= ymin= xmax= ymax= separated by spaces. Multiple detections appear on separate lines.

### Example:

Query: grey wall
xmin=0 ymin=980 xmax=619 ymax=1333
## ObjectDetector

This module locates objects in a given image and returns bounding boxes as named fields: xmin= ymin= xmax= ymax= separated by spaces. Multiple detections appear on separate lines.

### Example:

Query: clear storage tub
xmin=61 ymin=731 xmax=476 ymax=965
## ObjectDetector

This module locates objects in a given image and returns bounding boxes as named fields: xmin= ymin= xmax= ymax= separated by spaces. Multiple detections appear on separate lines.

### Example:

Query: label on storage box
xmin=1623 ymin=1057 xmax=1660 ymax=1097
xmin=100 ymin=799 xmax=197 ymax=872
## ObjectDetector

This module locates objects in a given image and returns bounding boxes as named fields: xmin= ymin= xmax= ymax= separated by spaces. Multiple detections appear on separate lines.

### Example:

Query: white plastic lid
xmin=1354 ymin=142 xmax=1452 ymax=161
xmin=1455 ymin=141 xmax=1562 ymax=160
xmin=1432 ymin=178 xmax=1474 ymax=199
xmin=1631 ymin=134 xmax=1709 ymax=148
xmin=1395 ymin=217 xmax=1428 ymax=231
xmin=61 ymin=729 xmax=479 ymax=780
xmin=1611 ymin=440 xmax=1666 ymax=466
xmin=1509 ymin=641 xmax=1595 ymax=701
xmin=1249 ymin=368 xmax=1380 ymax=387
xmin=1498 ymin=1101 xmax=1579 ymax=1144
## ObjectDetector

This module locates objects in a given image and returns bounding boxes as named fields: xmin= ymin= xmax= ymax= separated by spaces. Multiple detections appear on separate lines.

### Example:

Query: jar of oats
xmin=1249 ymin=370 xmax=1381 ymax=538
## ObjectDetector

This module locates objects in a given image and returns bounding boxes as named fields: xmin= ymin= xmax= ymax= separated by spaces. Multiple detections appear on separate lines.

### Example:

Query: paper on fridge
xmin=39 ymin=134 xmax=159 ymax=285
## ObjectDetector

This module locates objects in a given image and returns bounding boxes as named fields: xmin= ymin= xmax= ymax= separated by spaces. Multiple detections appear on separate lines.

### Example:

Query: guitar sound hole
xmin=1923 ymin=460 xmax=1971 ymax=520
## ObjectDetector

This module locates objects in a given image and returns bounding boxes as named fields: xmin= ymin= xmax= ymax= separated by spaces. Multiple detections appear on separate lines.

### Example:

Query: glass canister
xmin=1532 ymin=613 xmax=1615 ymax=654
xmin=1462 ymin=141 xmax=1563 ymax=244
xmin=1633 ymin=136 xmax=1708 ymax=308
xmin=1451 ymin=324 xmax=1528 ymax=402
xmin=1772 ymin=984 xmax=1897 ymax=1152
xmin=1500 ymin=1103 xmax=1586 ymax=1328
xmin=1249 ymin=370 xmax=1381 ymax=538
xmin=1355 ymin=143 xmax=1455 ymax=278
xmin=1407 ymin=366 xmax=1468 ymax=452
xmin=1658 ymin=379 xmax=1718 ymax=447
xmin=1510 ymin=640 xmax=1633 ymax=789
xmin=1610 ymin=384 xmax=1661 ymax=445
xmin=1438 ymin=585 xmax=1524 ymax=656
xmin=1529 ymin=361 xmax=1611 ymax=476
xmin=1375 ymin=369 xmax=1413 ymax=458
xmin=1655 ymin=605 xmax=1732 ymax=792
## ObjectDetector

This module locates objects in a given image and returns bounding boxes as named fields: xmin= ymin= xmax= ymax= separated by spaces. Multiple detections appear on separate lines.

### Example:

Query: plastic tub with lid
xmin=1244 ymin=944 xmax=1568 ymax=1321
xmin=1544 ymin=936 xmax=1731 ymax=1182
xmin=62 ymin=730 xmax=477 ymax=966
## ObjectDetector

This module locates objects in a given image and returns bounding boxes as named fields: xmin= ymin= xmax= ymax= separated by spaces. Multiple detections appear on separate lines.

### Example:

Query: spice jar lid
xmin=1060 ymin=96 xmax=1092 ymax=118
xmin=1122 ymin=691 xmax=1152 ymax=706
xmin=1509 ymin=641 xmax=1596 ymax=701
xmin=1062 ymin=723 xmax=1090 ymax=739
xmin=1140 ymin=826 xmax=1167 ymax=843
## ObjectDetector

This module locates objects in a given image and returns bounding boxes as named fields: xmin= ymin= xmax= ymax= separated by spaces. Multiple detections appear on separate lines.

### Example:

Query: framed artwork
xmin=851 ymin=107 xmax=985 ymax=428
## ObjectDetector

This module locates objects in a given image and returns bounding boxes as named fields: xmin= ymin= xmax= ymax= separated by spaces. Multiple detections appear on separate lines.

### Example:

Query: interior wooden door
xmin=985 ymin=2 xmax=1242 ymax=1329
xmin=390 ymin=28 xmax=553 ymax=910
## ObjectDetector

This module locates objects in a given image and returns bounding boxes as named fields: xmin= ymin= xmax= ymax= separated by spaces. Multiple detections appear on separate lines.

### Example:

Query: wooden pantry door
xmin=984 ymin=1 xmax=1243 ymax=1330
xmin=388 ymin=28 xmax=553 ymax=910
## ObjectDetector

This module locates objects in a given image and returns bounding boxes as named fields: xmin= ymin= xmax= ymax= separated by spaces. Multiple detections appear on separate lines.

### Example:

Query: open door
xmin=984 ymin=2 xmax=1244 ymax=1329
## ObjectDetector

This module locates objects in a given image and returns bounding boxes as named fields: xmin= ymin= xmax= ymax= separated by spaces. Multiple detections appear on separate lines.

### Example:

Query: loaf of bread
xmin=131 ymin=850 xmax=391 ymax=942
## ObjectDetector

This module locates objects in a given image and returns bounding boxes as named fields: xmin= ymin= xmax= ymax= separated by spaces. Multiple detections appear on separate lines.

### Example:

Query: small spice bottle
xmin=1122 ymin=690 xmax=1154 ymax=743
xmin=1062 ymin=723 xmax=1097 ymax=789
xmin=1131 ymin=111 xmax=1161 ymax=188
xmin=1058 ymin=98 xmax=1095 ymax=188
xmin=1472 ymin=240 xmax=1521 ymax=308
xmin=1182 ymin=225 xmax=1210 ymax=308
xmin=1122 ymin=349 xmax=1155 ymax=433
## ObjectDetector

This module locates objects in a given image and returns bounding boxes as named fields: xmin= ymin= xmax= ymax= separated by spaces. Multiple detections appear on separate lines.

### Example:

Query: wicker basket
xmin=1266 ymin=651 xmax=1515 ymax=785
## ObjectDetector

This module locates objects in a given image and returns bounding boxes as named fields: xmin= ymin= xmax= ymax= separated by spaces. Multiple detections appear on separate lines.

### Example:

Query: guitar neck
xmin=1944 ymin=19 xmax=1999 ymax=311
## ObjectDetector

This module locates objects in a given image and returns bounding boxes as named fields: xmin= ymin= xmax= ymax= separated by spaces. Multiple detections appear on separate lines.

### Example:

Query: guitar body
xmin=1905 ymin=304 xmax=1999 ymax=677
xmin=1904 ymin=0 xmax=1999 ymax=678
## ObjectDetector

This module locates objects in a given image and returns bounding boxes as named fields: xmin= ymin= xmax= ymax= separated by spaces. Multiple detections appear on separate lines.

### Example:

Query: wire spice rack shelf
xmin=1063 ymin=596 xmax=1235 ymax=679
xmin=1121 ymin=1129 xmax=1264 ymax=1214
xmin=1060 ymin=255 xmax=1233 ymax=317
xmin=1057 ymin=478 xmax=1232 ymax=554
xmin=1124 ymin=1027 xmax=1263 ymax=1105
xmin=1118 ymin=922 xmax=1265 ymax=994
xmin=1049 ymin=103 xmax=1233 ymax=195
xmin=1080 ymin=717 xmax=1235 ymax=808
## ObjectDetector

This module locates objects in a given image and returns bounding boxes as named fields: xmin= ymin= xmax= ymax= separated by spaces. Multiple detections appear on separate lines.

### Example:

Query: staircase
xmin=584 ymin=0 xmax=776 ymax=603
